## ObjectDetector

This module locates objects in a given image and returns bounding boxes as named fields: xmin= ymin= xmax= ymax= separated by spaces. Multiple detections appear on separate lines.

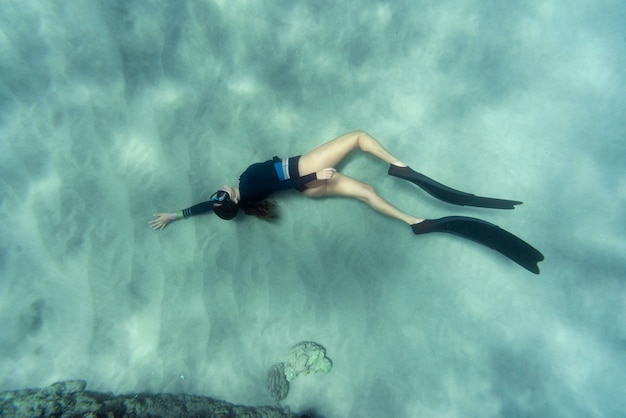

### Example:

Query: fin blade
xmin=389 ymin=165 xmax=522 ymax=209
xmin=413 ymin=216 xmax=544 ymax=274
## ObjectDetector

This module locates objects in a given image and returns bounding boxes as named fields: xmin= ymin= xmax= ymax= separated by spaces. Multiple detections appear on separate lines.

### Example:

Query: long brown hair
xmin=239 ymin=200 xmax=279 ymax=221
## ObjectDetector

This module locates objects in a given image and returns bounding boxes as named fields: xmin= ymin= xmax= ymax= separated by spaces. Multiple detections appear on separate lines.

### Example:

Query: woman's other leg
xmin=302 ymin=172 xmax=422 ymax=225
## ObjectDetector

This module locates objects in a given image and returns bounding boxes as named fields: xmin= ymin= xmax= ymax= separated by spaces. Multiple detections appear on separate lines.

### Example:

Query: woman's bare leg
xmin=298 ymin=130 xmax=407 ymax=176
xmin=302 ymin=172 xmax=423 ymax=225
xmin=298 ymin=131 xmax=422 ymax=225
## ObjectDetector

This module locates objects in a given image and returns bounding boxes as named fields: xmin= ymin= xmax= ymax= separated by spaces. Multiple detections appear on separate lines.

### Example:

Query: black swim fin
xmin=412 ymin=216 xmax=544 ymax=274
xmin=389 ymin=165 xmax=522 ymax=209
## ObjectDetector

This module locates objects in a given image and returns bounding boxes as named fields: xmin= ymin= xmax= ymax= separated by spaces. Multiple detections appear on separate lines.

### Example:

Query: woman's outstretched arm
xmin=149 ymin=201 xmax=216 ymax=230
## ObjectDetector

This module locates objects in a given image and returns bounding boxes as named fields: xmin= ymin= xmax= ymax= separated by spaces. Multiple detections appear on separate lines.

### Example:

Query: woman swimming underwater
xmin=150 ymin=131 xmax=544 ymax=273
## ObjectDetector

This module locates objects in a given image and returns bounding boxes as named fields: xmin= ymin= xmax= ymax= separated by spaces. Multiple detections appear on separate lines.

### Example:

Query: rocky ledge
xmin=0 ymin=380 xmax=297 ymax=418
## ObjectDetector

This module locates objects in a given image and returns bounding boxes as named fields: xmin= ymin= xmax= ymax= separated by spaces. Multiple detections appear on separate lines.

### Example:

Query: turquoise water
xmin=1 ymin=0 xmax=625 ymax=416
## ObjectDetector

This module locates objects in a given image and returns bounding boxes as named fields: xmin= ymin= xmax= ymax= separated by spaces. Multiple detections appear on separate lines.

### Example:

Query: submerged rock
xmin=267 ymin=363 xmax=290 ymax=402
xmin=0 ymin=380 xmax=296 ymax=417
xmin=266 ymin=341 xmax=332 ymax=403
xmin=284 ymin=342 xmax=333 ymax=382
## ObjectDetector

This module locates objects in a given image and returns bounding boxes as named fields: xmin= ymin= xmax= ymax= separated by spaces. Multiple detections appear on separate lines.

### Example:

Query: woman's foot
xmin=408 ymin=217 xmax=424 ymax=225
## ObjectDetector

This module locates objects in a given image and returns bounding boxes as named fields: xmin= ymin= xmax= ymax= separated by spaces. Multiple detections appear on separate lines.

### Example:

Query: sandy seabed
xmin=1 ymin=1 xmax=625 ymax=416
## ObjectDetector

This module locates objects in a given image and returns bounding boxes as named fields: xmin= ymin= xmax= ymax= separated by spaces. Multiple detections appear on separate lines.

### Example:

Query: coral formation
xmin=266 ymin=341 xmax=332 ymax=403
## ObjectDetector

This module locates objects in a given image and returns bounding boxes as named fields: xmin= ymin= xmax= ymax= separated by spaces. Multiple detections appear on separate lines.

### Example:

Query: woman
xmin=150 ymin=131 xmax=544 ymax=273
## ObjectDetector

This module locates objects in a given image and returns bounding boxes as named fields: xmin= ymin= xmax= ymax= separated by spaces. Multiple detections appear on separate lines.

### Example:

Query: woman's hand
xmin=316 ymin=167 xmax=337 ymax=180
xmin=149 ymin=213 xmax=173 ymax=230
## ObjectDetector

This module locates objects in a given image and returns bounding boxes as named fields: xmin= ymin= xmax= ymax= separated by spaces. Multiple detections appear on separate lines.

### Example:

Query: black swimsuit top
xmin=179 ymin=156 xmax=317 ymax=218
xmin=238 ymin=156 xmax=316 ymax=202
